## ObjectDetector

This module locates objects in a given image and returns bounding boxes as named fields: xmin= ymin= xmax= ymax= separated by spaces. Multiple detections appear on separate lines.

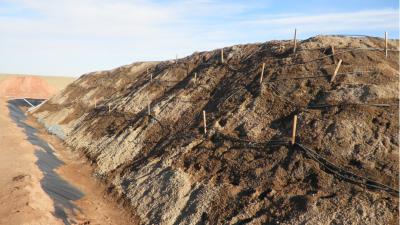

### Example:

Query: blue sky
xmin=0 ymin=0 xmax=398 ymax=77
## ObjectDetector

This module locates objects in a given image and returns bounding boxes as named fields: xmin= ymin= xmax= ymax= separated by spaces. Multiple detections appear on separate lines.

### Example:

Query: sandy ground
xmin=0 ymin=97 xmax=135 ymax=225
xmin=0 ymin=97 xmax=63 ymax=225
xmin=26 ymin=116 xmax=137 ymax=225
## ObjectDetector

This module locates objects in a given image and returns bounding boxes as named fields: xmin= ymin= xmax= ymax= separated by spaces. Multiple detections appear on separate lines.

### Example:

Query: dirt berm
xmin=32 ymin=35 xmax=399 ymax=225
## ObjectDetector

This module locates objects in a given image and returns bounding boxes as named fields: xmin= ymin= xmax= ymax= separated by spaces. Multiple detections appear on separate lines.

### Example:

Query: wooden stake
xmin=176 ymin=54 xmax=178 ymax=64
xmin=260 ymin=63 xmax=265 ymax=84
xmin=331 ymin=45 xmax=336 ymax=64
xmin=150 ymin=73 xmax=153 ymax=82
xmin=108 ymin=104 xmax=111 ymax=113
xmin=94 ymin=99 xmax=97 ymax=108
xmin=147 ymin=102 xmax=151 ymax=116
xmin=221 ymin=49 xmax=224 ymax=63
xmin=203 ymin=110 xmax=207 ymax=134
xmin=385 ymin=32 xmax=388 ymax=58
xmin=330 ymin=59 xmax=342 ymax=82
xmin=293 ymin=28 xmax=297 ymax=54
xmin=291 ymin=115 xmax=298 ymax=145
xmin=194 ymin=72 xmax=197 ymax=84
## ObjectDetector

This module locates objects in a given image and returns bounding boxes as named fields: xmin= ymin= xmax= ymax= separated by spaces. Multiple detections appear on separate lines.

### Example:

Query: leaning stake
xmin=385 ymin=32 xmax=388 ymax=58
xmin=293 ymin=28 xmax=297 ymax=54
xmin=331 ymin=45 xmax=336 ymax=64
xmin=203 ymin=110 xmax=207 ymax=134
xmin=291 ymin=115 xmax=298 ymax=145
xmin=260 ymin=63 xmax=266 ymax=84
xmin=330 ymin=59 xmax=342 ymax=82
xmin=221 ymin=49 xmax=224 ymax=63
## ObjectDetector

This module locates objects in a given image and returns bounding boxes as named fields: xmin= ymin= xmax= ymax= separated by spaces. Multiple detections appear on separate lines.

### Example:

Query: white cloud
xmin=241 ymin=9 xmax=399 ymax=32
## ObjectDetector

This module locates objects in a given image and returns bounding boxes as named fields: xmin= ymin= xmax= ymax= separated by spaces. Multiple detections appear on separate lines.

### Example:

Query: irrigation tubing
xmin=294 ymin=142 xmax=399 ymax=196
xmin=214 ymin=132 xmax=289 ymax=148
xmin=266 ymin=71 xmax=374 ymax=82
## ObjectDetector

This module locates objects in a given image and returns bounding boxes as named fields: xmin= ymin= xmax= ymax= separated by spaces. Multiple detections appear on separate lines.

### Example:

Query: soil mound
xmin=0 ymin=76 xmax=57 ymax=99
xmin=32 ymin=35 xmax=399 ymax=224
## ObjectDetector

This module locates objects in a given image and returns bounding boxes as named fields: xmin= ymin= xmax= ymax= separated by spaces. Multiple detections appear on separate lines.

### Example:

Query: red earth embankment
xmin=0 ymin=76 xmax=57 ymax=99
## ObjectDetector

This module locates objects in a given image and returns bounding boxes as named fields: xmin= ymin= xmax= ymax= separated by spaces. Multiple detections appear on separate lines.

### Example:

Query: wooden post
xmin=293 ymin=28 xmax=297 ymax=54
xmin=260 ymin=63 xmax=266 ymax=84
xmin=291 ymin=115 xmax=298 ymax=145
xmin=385 ymin=32 xmax=388 ymax=58
xmin=330 ymin=59 xmax=342 ymax=82
xmin=194 ymin=72 xmax=197 ymax=84
xmin=221 ymin=49 xmax=224 ymax=63
xmin=203 ymin=110 xmax=207 ymax=134
xmin=94 ymin=99 xmax=97 ymax=108
xmin=176 ymin=54 xmax=178 ymax=64
xmin=150 ymin=73 xmax=153 ymax=82
xmin=108 ymin=104 xmax=111 ymax=113
xmin=331 ymin=45 xmax=336 ymax=64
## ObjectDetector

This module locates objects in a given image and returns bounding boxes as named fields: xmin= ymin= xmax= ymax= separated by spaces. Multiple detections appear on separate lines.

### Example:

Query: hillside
xmin=31 ymin=35 xmax=399 ymax=224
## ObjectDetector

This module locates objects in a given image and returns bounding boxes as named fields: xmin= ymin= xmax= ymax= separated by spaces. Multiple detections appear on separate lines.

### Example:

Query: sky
xmin=0 ymin=0 xmax=399 ymax=77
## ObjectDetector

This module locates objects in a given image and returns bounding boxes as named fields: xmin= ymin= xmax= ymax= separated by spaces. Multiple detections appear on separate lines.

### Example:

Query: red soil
xmin=0 ymin=76 xmax=57 ymax=99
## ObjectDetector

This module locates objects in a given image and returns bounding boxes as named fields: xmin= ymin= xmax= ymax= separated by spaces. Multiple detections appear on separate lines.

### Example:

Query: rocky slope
xmin=32 ymin=35 xmax=399 ymax=224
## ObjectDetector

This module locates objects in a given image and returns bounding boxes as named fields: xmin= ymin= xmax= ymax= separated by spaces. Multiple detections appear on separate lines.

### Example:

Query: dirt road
xmin=0 ymin=97 xmax=62 ymax=224
xmin=0 ymin=97 xmax=134 ymax=225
